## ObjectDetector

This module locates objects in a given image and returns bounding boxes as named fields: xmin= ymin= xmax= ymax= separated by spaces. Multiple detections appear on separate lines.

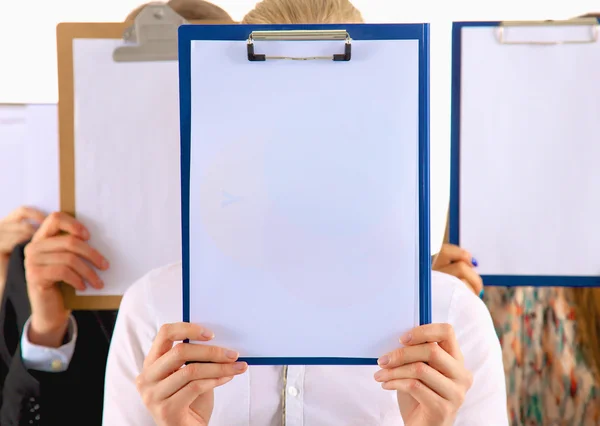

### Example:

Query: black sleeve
xmin=2 ymin=339 xmax=108 ymax=426
xmin=0 ymin=242 xmax=45 ymax=426
xmin=0 ymin=243 xmax=111 ymax=426
xmin=2 ymin=322 xmax=109 ymax=426
xmin=1 ymin=344 xmax=45 ymax=426
xmin=40 ymin=310 xmax=110 ymax=426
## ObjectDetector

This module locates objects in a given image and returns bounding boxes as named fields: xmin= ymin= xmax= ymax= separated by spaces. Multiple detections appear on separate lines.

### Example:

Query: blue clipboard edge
xmin=178 ymin=23 xmax=431 ymax=365
xmin=449 ymin=20 xmax=600 ymax=288
xmin=481 ymin=275 xmax=600 ymax=287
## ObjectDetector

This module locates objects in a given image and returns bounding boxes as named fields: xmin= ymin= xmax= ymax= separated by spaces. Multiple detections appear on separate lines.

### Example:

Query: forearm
xmin=27 ymin=282 xmax=72 ymax=349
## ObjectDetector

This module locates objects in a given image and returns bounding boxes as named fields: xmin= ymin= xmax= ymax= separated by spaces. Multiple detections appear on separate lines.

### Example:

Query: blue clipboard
xmin=179 ymin=23 xmax=431 ymax=365
xmin=449 ymin=20 xmax=600 ymax=288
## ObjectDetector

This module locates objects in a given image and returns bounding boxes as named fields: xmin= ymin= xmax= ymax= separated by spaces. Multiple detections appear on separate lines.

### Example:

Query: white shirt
xmin=20 ymin=315 xmax=77 ymax=372
xmin=103 ymin=263 xmax=508 ymax=426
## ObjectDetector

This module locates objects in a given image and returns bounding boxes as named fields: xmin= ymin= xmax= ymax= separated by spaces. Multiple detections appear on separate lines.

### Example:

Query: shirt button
xmin=51 ymin=359 xmax=63 ymax=371
xmin=287 ymin=386 xmax=299 ymax=397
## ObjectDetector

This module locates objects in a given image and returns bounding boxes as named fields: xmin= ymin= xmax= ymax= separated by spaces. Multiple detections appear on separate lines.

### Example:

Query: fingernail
xmin=479 ymin=289 xmax=485 ymax=299
xmin=102 ymin=259 xmax=109 ymax=269
xmin=472 ymin=257 xmax=478 ymax=267
xmin=97 ymin=280 xmax=104 ymax=289
xmin=201 ymin=330 xmax=214 ymax=339
xmin=233 ymin=362 xmax=247 ymax=371
xmin=377 ymin=355 xmax=390 ymax=366
xmin=400 ymin=332 xmax=412 ymax=344
xmin=82 ymin=229 xmax=90 ymax=239
xmin=374 ymin=370 xmax=383 ymax=381
xmin=226 ymin=350 xmax=238 ymax=359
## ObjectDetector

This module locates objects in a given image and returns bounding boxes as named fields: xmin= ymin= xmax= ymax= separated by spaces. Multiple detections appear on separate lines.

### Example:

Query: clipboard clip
xmin=247 ymin=30 xmax=352 ymax=61
xmin=113 ymin=2 xmax=188 ymax=62
xmin=497 ymin=18 xmax=599 ymax=45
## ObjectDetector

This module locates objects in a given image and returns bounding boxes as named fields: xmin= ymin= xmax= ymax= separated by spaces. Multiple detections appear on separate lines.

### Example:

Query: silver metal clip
xmin=496 ymin=18 xmax=599 ymax=45
xmin=113 ymin=2 xmax=188 ymax=62
xmin=247 ymin=30 xmax=352 ymax=61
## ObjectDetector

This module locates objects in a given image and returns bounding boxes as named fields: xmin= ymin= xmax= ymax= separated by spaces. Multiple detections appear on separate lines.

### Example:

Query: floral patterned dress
xmin=484 ymin=287 xmax=600 ymax=426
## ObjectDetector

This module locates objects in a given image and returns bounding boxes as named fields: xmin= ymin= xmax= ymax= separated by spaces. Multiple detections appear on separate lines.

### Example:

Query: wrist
xmin=29 ymin=314 xmax=70 ymax=348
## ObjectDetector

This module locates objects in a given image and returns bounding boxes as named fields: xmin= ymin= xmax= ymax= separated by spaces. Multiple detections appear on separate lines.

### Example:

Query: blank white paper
xmin=188 ymin=39 xmax=421 ymax=359
xmin=0 ymin=104 xmax=59 ymax=219
xmin=72 ymin=39 xmax=181 ymax=295
xmin=459 ymin=26 xmax=600 ymax=277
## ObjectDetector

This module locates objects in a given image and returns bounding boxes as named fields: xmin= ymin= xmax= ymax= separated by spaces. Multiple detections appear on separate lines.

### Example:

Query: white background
xmin=1 ymin=0 xmax=596 ymax=252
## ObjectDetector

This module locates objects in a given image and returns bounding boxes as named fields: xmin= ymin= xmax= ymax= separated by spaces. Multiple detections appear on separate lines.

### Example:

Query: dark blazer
xmin=0 ymin=242 xmax=117 ymax=426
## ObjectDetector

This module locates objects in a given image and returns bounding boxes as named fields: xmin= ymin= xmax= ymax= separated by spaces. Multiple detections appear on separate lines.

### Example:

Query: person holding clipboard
xmin=0 ymin=3 xmax=234 ymax=425
xmin=442 ymin=9 xmax=600 ymax=416
xmin=102 ymin=1 xmax=509 ymax=425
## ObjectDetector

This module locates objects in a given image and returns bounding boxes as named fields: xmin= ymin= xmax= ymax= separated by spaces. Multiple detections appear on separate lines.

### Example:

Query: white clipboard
xmin=0 ymin=104 xmax=59 ymax=219
xmin=451 ymin=18 xmax=600 ymax=286
xmin=180 ymin=24 xmax=432 ymax=363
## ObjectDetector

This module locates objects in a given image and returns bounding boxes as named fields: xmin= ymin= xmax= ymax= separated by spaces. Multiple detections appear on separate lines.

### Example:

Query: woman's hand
xmin=432 ymin=244 xmax=482 ymax=296
xmin=374 ymin=323 xmax=473 ymax=426
xmin=136 ymin=322 xmax=248 ymax=426
xmin=24 ymin=212 xmax=108 ymax=347
xmin=0 ymin=206 xmax=46 ymax=281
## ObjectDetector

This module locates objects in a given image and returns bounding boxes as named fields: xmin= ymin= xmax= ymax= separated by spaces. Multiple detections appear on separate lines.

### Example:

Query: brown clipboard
xmin=57 ymin=18 xmax=232 ymax=310
xmin=57 ymin=22 xmax=126 ymax=310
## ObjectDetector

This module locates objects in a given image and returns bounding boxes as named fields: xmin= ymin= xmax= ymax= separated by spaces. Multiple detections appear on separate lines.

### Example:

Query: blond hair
xmin=125 ymin=0 xmax=234 ymax=22
xmin=242 ymin=0 xmax=364 ymax=24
